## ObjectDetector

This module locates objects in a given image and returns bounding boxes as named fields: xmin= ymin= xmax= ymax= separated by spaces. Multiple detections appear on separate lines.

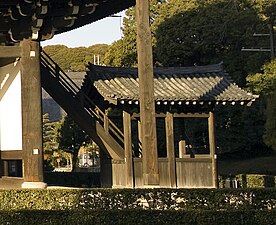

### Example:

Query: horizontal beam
xmin=132 ymin=112 xmax=210 ymax=118
xmin=0 ymin=46 xmax=22 ymax=58
xmin=1 ymin=150 xmax=23 ymax=160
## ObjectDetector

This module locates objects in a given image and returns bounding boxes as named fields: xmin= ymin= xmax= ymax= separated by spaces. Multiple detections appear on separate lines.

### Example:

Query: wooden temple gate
xmin=111 ymin=112 xmax=217 ymax=188
xmin=0 ymin=0 xmax=257 ymax=189
xmin=82 ymin=62 xmax=257 ymax=188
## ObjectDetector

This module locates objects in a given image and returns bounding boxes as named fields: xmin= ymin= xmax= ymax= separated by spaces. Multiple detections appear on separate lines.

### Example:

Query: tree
xmin=155 ymin=0 xmax=272 ymax=86
xmin=43 ymin=44 xmax=109 ymax=71
xmin=57 ymin=116 xmax=91 ymax=171
xmin=104 ymin=40 xmax=125 ymax=66
xmin=247 ymin=59 xmax=276 ymax=150
xmin=42 ymin=113 xmax=60 ymax=171
xmin=104 ymin=0 xmax=166 ymax=67
xmin=111 ymin=0 xmax=273 ymax=156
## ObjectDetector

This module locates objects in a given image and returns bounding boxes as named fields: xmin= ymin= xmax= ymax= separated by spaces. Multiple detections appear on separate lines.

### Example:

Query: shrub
xmin=0 ymin=209 xmax=275 ymax=225
xmin=0 ymin=189 xmax=275 ymax=211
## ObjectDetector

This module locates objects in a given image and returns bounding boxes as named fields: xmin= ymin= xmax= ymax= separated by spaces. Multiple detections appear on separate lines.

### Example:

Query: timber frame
xmin=80 ymin=63 xmax=258 ymax=188
xmin=114 ymin=110 xmax=218 ymax=188
xmin=0 ymin=0 xmax=136 ymax=188
xmin=0 ymin=0 xmax=259 ymax=189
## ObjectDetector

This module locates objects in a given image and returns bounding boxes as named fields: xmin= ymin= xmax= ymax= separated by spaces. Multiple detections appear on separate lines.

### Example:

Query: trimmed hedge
xmin=0 ymin=188 xmax=275 ymax=211
xmin=0 ymin=209 xmax=275 ymax=225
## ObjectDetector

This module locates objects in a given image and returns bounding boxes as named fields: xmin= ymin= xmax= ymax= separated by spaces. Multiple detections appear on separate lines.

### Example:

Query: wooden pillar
xmin=104 ymin=114 xmax=109 ymax=133
xmin=165 ymin=112 xmax=176 ymax=187
xmin=136 ymin=0 xmax=159 ymax=186
xmin=179 ymin=140 xmax=187 ymax=158
xmin=20 ymin=39 xmax=46 ymax=188
xmin=208 ymin=112 xmax=218 ymax=188
xmin=123 ymin=111 xmax=134 ymax=187
xmin=138 ymin=120 xmax=142 ymax=157
xmin=3 ymin=161 xmax=8 ymax=176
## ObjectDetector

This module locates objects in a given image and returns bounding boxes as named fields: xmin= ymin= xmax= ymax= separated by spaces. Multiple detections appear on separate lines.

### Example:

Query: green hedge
xmin=0 ymin=189 xmax=275 ymax=211
xmin=0 ymin=209 xmax=275 ymax=225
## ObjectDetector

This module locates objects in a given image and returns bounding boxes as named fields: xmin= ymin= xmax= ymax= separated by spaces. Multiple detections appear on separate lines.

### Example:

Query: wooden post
xmin=136 ymin=0 xmax=159 ymax=186
xmin=104 ymin=114 xmax=109 ymax=133
xmin=3 ymin=161 xmax=8 ymax=176
xmin=165 ymin=112 xmax=176 ymax=187
xmin=208 ymin=112 xmax=218 ymax=188
xmin=20 ymin=39 xmax=46 ymax=188
xmin=123 ymin=111 xmax=134 ymax=187
xmin=138 ymin=120 xmax=142 ymax=157
xmin=179 ymin=140 xmax=187 ymax=158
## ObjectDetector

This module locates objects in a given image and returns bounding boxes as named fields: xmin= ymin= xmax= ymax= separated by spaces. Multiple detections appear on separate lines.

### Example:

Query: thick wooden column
xmin=20 ymin=39 xmax=46 ymax=188
xmin=136 ymin=0 xmax=159 ymax=186
xmin=208 ymin=112 xmax=218 ymax=188
xmin=165 ymin=112 xmax=176 ymax=187
xmin=123 ymin=111 xmax=134 ymax=187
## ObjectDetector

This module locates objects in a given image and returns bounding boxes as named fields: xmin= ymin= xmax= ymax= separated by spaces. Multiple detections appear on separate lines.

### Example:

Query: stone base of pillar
xmin=21 ymin=182 xmax=47 ymax=189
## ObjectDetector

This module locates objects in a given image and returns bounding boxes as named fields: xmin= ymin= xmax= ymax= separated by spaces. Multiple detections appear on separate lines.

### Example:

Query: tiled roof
xmin=85 ymin=63 xmax=258 ymax=106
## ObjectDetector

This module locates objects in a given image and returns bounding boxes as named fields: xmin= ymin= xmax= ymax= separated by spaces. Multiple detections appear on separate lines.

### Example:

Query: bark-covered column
xmin=20 ymin=39 xmax=46 ymax=188
xmin=136 ymin=0 xmax=159 ymax=186
xmin=208 ymin=111 xmax=218 ymax=188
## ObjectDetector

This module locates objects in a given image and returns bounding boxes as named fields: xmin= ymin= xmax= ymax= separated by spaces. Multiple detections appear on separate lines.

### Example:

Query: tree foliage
xmin=43 ymin=113 xmax=60 ymax=170
xmin=247 ymin=60 xmax=276 ymax=150
xmin=43 ymin=44 xmax=109 ymax=71
xmin=57 ymin=116 xmax=92 ymax=170
xmin=247 ymin=59 xmax=276 ymax=95
xmin=155 ymin=0 xmax=273 ymax=86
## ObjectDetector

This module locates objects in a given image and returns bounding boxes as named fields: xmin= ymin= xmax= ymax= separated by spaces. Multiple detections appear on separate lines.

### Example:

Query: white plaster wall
xmin=0 ymin=61 xmax=22 ymax=150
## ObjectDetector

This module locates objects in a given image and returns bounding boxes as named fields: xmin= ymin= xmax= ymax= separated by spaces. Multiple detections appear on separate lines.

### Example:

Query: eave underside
xmin=0 ymin=0 xmax=135 ymax=44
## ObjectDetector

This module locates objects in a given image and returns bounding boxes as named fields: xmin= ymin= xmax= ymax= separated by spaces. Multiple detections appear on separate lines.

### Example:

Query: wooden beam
xmin=165 ymin=112 xmax=176 ymax=187
xmin=0 ymin=150 xmax=23 ymax=160
xmin=136 ymin=0 xmax=159 ymax=186
xmin=0 ymin=46 xmax=22 ymax=58
xmin=132 ymin=112 xmax=209 ymax=118
xmin=20 ymin=39 xmax=45 ymax=186
xmin=208 ymin=112 xmax=218 ymax=188
xmin=123 ymin=111 xmax=134 ymax=187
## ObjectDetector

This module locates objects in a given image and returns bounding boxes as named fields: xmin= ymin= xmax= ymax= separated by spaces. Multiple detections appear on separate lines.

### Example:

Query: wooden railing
xmin=40 ymin=50 xmax=124 ymax=147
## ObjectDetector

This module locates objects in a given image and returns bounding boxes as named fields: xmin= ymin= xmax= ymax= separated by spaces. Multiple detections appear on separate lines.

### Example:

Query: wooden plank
xmin=0 ymin=150 xmax=23 ymax=160
xmin=112 ymin=161 xmax=126 ymax=188
xmin=123 ymin=111 xmax=134 ymax=187
xmin=208 ymin=112 xmax=218 ymax=188
xmin=179 ymin=140 xmax=187 ymax=158
xmin=133 ymin=158 xmax=143 ymax=187
xmin=158 ymin=158 xmax=169 ymax=187
xmin=165 ymin=112 xmax=176 ymax=187
xmin=173 ymin=113 xmax=209 ymax=118
xmin=0 ymin=46 xmax=22 ymax=58
xmin=176 ymin=158 xmax=212 ymax=163
xmin=176 ymin=160 xmax=213 ymax=188
xmin=133 ymin=112 xmax=209 ymax=118
xmin=20 ymin=39 xmax=44 ymax=183
xmin=136 ymin=0 xmax=159 ymax=186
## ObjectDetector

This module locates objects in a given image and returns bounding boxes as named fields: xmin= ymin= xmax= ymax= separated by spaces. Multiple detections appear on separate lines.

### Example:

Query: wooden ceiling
xmin=0 ymin=0 xmax=135 ymax=45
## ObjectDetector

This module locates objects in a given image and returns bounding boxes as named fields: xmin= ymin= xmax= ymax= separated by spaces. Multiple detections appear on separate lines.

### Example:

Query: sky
xmin=41 ymin=12 xmax=124 ymax=48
